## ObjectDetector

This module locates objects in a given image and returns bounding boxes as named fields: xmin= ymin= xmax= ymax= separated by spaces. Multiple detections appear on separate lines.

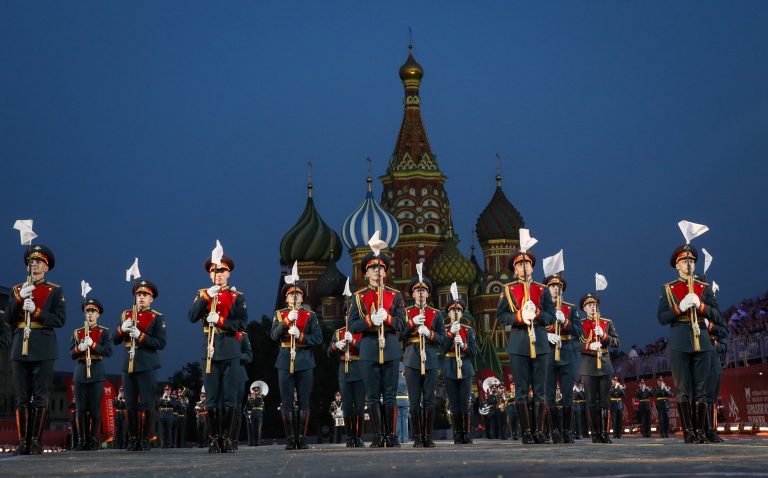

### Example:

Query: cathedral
xmin=277 ymin=43 xmax=528 ymax=386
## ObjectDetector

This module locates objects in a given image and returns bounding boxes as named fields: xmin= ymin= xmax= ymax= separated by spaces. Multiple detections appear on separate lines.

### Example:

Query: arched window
xmin=401 ymin=259 xmax=411 ymax=279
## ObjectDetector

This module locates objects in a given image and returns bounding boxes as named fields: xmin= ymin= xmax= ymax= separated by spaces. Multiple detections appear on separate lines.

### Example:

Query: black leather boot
xmin=562 ymin=406 xmax=574 ymax=443
xmin=220 ymin=408 xmax=235 ymax=452
xmin=410 ymin=409 xmax=423 ymax=447
xmin=705 ymin=402 xmax=723 ymax=442
xmin=546 ymin=405 xmax=561 ymax=444
xmin=296 ymin=410 xmax=310 ymax=449
xmin=384 ymin=405 xmax=400 ymax=447
xmin=126 ymin=409 xmax=138 ymax=451
xmin=694 ymin=401 xmax=709 ymax=444
xmin=588 ymin=408 xmax=600 ymax=443
xmin=207 ymin=409 xmax=221 ymax=453
xmin=517 ymin=402 xmax=534 ymax=444
xmin=28 ymin=407 xmax=47 ymax=455
xmin=450 ymin=412 xmax=460 ymax=444
xmin=600 ymin=408 xmax=612 ymax=444
xmin=140 ymin=410 xmax=152 ymax=451
xmin=354 ymin=415 xmax=365 ymax=448
xmin=344 ymin=415 xmax=355 ymax=447
xmin=89 ymin=413 xmax=101 ymax=451
xmin=462 ymin=412 xmax=473 ymax=444
xmin=281 ymin=412 xmax=295 ymax=450
xmin=368 ymin=405 xmax=385 ymax=448
xmin=14 ymin=407 xmax=29 ymax=455
xmin=533 ymin=403 xmax=550 ymax=444
xmin=423 ymin=409 xmax=436 ymax=448
xmin=75 ymin=412 xmax=87 ymax=451
xmin=678 ymin=402 xmax=697 ymax=444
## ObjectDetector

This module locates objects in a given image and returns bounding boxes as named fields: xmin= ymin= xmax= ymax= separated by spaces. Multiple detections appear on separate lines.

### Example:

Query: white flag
xmin=367 ymin=230 xmax=388 ymax=257
xmin=416 ymin=262 xmax=424 ymax=282
xmin=284 ymin=261 xmax=299 ymax=285
xmin=343 ymin=277 xmax=352 ymax=297
xmin=678 ymin=220 xmax=709 ymax=244
xmin=542 ymin=249 xmax=565 ymax=277
xmin=81 ymin=280 xmax=92 ymax=298
xmin=211 ymin=239 xmax=224 ymax=267
xmin=450 ymin=282 xmax=459 ymax=302
xmin=712 ymin=281 xmax=719 ymax=294
xmin=595 ymin=273 xmax=608 ymax=291
xmin=518 ymin=228 xmax=538 ymax=253
xmin=702 ymin=248 xmax=713 ymax=275
xmin=125 ymin=258 xmax=141 ymax=282
xmin=13 ymin=219 xmax=37 ymax=245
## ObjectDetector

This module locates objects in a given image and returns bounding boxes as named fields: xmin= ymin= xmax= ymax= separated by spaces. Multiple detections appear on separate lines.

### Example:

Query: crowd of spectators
xmin=723 ymin=292 xmax=768 ymax=337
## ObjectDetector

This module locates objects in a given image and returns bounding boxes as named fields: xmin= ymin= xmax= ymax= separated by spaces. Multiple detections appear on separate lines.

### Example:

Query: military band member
xmin=271 ymin=281 xmax=322 ymax=450
xmin=70 ymin=298 xmax=113 ymax=451
xmin=706 ymin=314 xmax=728 ymax=442
xmin=329 ymin=392 xmax=344 ymax=443
xmin=329 ymin=322 xmax=365 ymax=448
xmin=543 ymin=273 xmax=582 ymax=444
xmin=573 ymin=381 xmax=587 ymax=439
xmin=657 ymin=244 xmax=721 ymax=443
xmin=396 ymin=364 xmax=409 ymax=444
xmin=158 ymin=385 xmax=176 ymax=448
xmin=188 ymin=255 xmax=248 ymax=453
xmin=348 ymin=252 xmax=406 ymax=448
xmin=245 ymin=383 xmax=265 ymax=446
xmin=497 ymin=251 xmax=556 ymax=444
xmin=609 ymin=376 xmax=625 ymax=439
xmin=6 ymin=245 xmax=67 ymax=455
xmin=653 ymin=376 xmax=672 ymax=438
xmin=442 ymin=299 xmax=476 ymax=445
xmin=579 ymin=292 xmax=620 ymax=444
xmin=113 ymin=386 xmax=127 ymax=449
xmin=195 ymin=389 xmax=208 ymax=448
xmin=176 ymin=387 xmax=190 ymax=448
xmin=402 ymin=275 xmax=445 ymax=448
xmin=113 ymin=279 xmax=166 ymax=451
xmin=635 ymin=378 xmax=652 ymax=438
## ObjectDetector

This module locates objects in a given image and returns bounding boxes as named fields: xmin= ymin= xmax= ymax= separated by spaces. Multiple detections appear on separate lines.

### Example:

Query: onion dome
xmin=316 ymin=260 xmax=347 ymax=298
xmin=475 ymin=175 xmax=525 ymax=242
xmin=342 ymin=177 xmax=399 ymax=251
xmin=280 ymin=183 xmax=343 ymax=265
xmin=430 ymin=236 xmax=476 ymax=287
xmin=398 ymin=43 xmax=424 ymax=81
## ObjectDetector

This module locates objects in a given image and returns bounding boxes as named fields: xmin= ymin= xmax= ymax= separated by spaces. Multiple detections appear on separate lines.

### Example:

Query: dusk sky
xmin=2 ymin=1 xmax=767 ymax=378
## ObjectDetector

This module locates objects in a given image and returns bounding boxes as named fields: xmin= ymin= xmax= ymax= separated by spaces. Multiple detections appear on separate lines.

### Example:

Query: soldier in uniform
xmin=543 ymin=273 xmax=582 ymax=444
xmin=113 ymin=386 xmax=127 ymax=449
xmin=442 ymin=298 xmax=477 ymax=445
xmin=657 ymin=244 xmax=721 ymax=443
xmin=188 ymin=255 xmax=247 ymax=453
xmin=70 ymin=298 xmax=113 ymax=450
xmin=158 ymin=385 xmax=175 ymax=448
xmin=396 ymin=364 xmax=409 ymax=444
xmin=706 ymin=315 xmax=728 ymax=442
xmin=401 ymin=275 xmax=445 ymax=448
xmin=579 ymin=292 xmax=620 ymax=444
xmin=609 ymin=376 xmax=626 ymax=439
xmin=328 ymin=320 xmax=365 ymax=448
xmin=175 ymin=387 xmax=190 ymax=448
xmin=245 ymin=382 xmax=265 ymax=446
xmin=113 ymin=279 xmax=166 ymax=451
xmin=505 ymin=383 xmax=519 ymax=440
xmin=232 ymin=334 xmax=253 ymax=450
xmin=497 ymin=251 xmax=556 ymax=444
xmin=5 ymin=245 xmax=67 ymax=455
xmin=195 ymin=388 xmax=208 ymax=448
xmin=573 ymin=381 xmax=587 ymax=439
xmin=635 ymin=378 xmax=652 ymax=438
xmin=653 ymin=376 xmax=672 ymax=438
xmin=348 ymin=251 xmax=406 ymax=448
xmin=329 ymin=391 xmax=344 ymax=443
xmin=271 ymin=281 xmax=322 ymax=450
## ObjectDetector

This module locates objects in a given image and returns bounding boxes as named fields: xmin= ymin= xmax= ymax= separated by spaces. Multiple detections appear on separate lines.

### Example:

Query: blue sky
xmin=2 ymin=1 xmax=767 ymax=377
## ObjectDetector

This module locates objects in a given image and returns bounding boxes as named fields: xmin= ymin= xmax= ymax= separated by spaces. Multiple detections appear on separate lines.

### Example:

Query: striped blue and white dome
xmin=342 ymin=177 xmax=399 ymax=251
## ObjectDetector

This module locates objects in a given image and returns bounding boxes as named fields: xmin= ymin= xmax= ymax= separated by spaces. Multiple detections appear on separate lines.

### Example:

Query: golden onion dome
xmin=399 ymin=44 xmax=424 ymax=81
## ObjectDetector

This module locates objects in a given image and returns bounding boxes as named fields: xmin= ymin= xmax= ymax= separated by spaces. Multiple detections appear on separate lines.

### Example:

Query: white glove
xmin=418 ymin=325 xmax=431 ymax=338
xmin=372 ymin=309 xmax=387 ymax=326
xmin=547 ymin=333 xmax=561 ymax=345
xmin=412 ymin=314 xmax=426 ymax=326
xmin=589 ymin=342 xmax=601 ymax=351
xmin=335 ymin=340 xmax=347 ymax=350
xmin=594 ymin=325 xmax=604 ymax=337
xmin=450 ymin=322 xmax=461 ymax=334
xmin=556 ymin=310 xmax=566 ymax=324
xmin=288 ymin=310 xmax=299 ymax=322
xmin=78 ymin=342 xmax=88 ymax=351
xmin=129 ymin=327 xmax=141 ymax=339
xmin=20 ymin=284 xmax=35 ymax=298
xmin=84 ymin=336 xmax=94 ymax=347
xmin=344 ymin=331 xmax=353 ymax=342
xmin=288 ymin=326 xmax=300 ymax=338
xmin=23 ymin=298 xmax=36 ymax=313
xmin=121 ymin=319 xmax=133 ymax=331
xmin=679 ymin=295 xmax=693 ymax=312
xmin=454 ymin=335 xmax=464 ymax=346
xmin=686 ymin=293 xmax=701 ymax=308
xmin=522 ymin=300 xmax=536 ymax=324
xmin=206 ymin=312 xmax=220 ymax=325
xmin=206 ymin=285 xmax=221 ymax=297
xmin=378 ymin=337 xmax=386 ymax=348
